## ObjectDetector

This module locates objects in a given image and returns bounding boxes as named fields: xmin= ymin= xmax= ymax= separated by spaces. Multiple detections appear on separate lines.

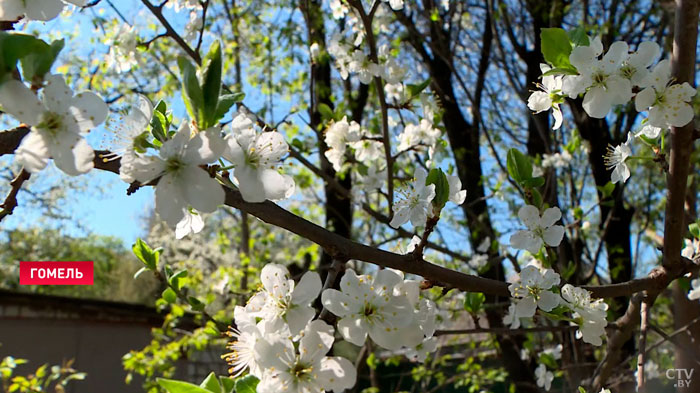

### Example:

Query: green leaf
xmin=463 ymin=292 xmax=486 ymax=314
xmin=188 ymin=296 xmax=205 ymax=311
xmin=541 ymin=66 xmax=579 ymax=76
xmin=0 ymin=32 xmax=48 ymax=77
xmin=578 ymin=387 xmax=587 ymax=393
xmin=568 ymin=28 xmax=590 ymax=47
xmin=521 ymin=176 xmax=545 ymax=188
xmin=407 ymin=78 xmax=431 ymax=97
xmin=199 ymin=372 xmax=221 ymax=393
xmin=132 ymin=238 xmax=160 ymax=270
xmin=426 ymin=168 xmax=450 ymax=209
xmin=318 ymin=103 xmax=334 ymax=121
xmin=162 ymin=288 xmax=177 ymax=304
xmin=214 ymin=93 xmax=245 ymax=122
xmin=177 ymin=56 xmax=204 ymax=126
xmin=169 ymin=269 xmax=188 ymax=291
xmin=151 ymin=101 xmax=168 ymax=142
xmin=540 ymin=28 xmax=573 ymax=69
xmin=506 ymin=148 xmax=533 ymax=183
xmin=530 ymin=188 xmax=543 ymax=208
xmin=539 ymin=353 xmax=557 ymax=369
xmin=597 ymin=181 xmax=615 ymax=198
xmin=200 ymin=41 xmax=223 ymax=129
xmin=689 ymin=222 xmax=700 ymax=239
xmin=158 ymin=378 xmax=214 ymax=393
xmin=233 ymin=375 xmax=259 ymax=393
xmin=219 ymin=377 xmax=235 ymax=393
xmin=20 ymin=38 xmax=64 ymax=83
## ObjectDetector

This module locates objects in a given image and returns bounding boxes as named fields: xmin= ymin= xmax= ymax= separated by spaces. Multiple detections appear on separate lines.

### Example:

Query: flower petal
xmin=179 ymin=165 xmax=224 ymax=213
xmin=0 ymin=80 xmax=43 ymax=125
xmin=15 ymin=131 xmax=50 ymax=173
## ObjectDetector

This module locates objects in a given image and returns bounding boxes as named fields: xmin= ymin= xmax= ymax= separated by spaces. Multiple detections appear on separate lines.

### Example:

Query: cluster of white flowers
xmin=510 ymin=205 xmax=566 ymax=254
xmin=225 ymin=265 xmax=440 ymax=392
xmin=505 ymin=263 xmax=608 ymax=346
xmin=321 ymin=268 xmax=439 ymax=360
xmin=683 ymin=238 xmax=700 ymax=301
xmin=225 ymin=264 xmax=356 ymax=393
xmin=0 ymin=0 xmax=85 ymax=21
xmin=397 ymin=119 xmax=442 ymax=158
xmin=0 ymin=75 xmax=108 ymax=175
xmin=323 ymin=116 xmax=382 ymax=172
xmin=541 ymin=150 xmax=573 ymax=169
xmin=561 ymin=284 xmax=608 ymax=345
xmin=535 ymin=363 xmax=554 ymax=391
xmin=117 ymin=108 xmax=294 ymax=236
xmin=105 ymin=24 xmax=142 ymax=73
xmin=328 ymin=30 xmax=406 ymax=84
xmin=389 ymin=167 xmax=466 ymax=228
xmin=530 ymin=37 xmax=697 ymax=184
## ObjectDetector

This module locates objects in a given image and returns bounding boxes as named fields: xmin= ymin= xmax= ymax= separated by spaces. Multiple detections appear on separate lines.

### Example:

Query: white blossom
xmin=447 ymin=174 xmax=467 ymax=205
xmin=175 ymin=209 xmax=204 ymax=239
xmin=0 ymin=75 xmax=107 ymax=176
xmin=528 ymin=64 xmax=564 ymax=130
xmin=0 ymin=0 xmax=85 ymax=21
xmin=619 ymin=41 xmax=659 ymax=86
xmin=561 ymin=284 xmax=608 ymax=346
xmin=565 ymin=38 xmax=632 ymax=118
xmin=635 ymin=123 xmax=662 ymax=139
xmin=541 ymin=151 xmax=572 ymax=169
xmin=105 ymin=24 xmax=141 ymax=73
xmin=682 ymin=238 xmax=700 ymax=261
xmin=111 ymin=94 xmax=154 ymax=183
xmin=223 ymin=306 xmax=285 ymax=378
xmin=124 ymin=122 xmax=225 ymax=227
xmin=246 ymin=263 xmax=321 ymax=336
xmin=256 ymin=320 xmax=356 ymax=393
xmin=324 ymin=116 xmax=362 ymax=171
xmin=398 ymin=119 xmax=441 ymax=154
xmin=535 ymin=364 xmax=554 ymax=391
xmin=688 ymin=279 xmax=700 ymax=301
xmin=382 ymin=0 xmax=403 ymax=11
xmin=510 ymin=205 xmax=565 ymax=253
xmin=390 ymin=168 xmax=436 ymax=228
xmin=604 ymin=132 xmax=634 ymax=184
xmin=635 ymin=59 xmax=697 ymax=129
xmin=321 ymin=269 xmax=422 ymax=350
xmin=223 ymin=112 xmax=295 ymax=203
xmin=508 ymin=265 xmax=561 ymax=319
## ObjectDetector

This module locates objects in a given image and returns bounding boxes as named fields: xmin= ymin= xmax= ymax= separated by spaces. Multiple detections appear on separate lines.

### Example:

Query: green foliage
xmin=176 ymin=42 xmax=244 ymax=129
xmin=158 ymin=377 xmax=213 ymax=393
xmin=1 ymin=356 xmax=85 ymax=393
xmin=233 ymin=375 xmax=259 ymax=393
xmin=540 ymin=28 xmax=576 ymax=71
xmin=426 ymin=168 xmax=450 ymax=210
xmin=133 ymin=238 xmax=162 ymax=271
xmin=506 ymin=148 xmax=533 ymax=183
xmin=0 ymin=32 xmax=63 ymax=83
xmin=463 ymin=292 xmax=486 ymax=314
xmin=201 ymin=41 xmax=223 ymax=129
xmin=178 ymin=55 xmax=206 ymax=127
xmin=407 ymin=78 xmax=431 ymax=98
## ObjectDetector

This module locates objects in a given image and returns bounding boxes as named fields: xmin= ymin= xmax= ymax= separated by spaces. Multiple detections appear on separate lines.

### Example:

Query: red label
xmin=19 ymin=261 xmax=94 ymax=285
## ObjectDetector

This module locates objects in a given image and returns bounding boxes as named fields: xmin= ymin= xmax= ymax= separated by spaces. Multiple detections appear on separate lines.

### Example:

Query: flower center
xmin=166 ymin=157 xmax=185 ymax=173
xmin=619 ymin=64 xmax=636 ymax=80
xmin=39 ymin=112 xmax=63 ymax=135
xmin=290 ymin=360 xmax=313 ymax=382
xmin=591 ymin=71 xmax=607 ymax=87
